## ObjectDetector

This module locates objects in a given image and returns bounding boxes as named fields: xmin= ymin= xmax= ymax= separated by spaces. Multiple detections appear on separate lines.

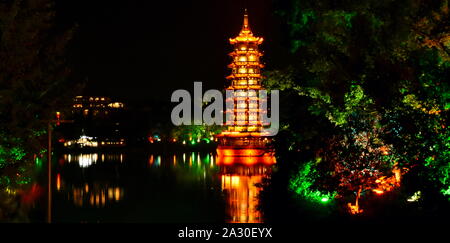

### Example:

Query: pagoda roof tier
xmin=217 ymin=131 xmax=269 ymax=137
xmin=232 ymin=85 xmax=262 ymax=89
xmin=227 ymin=63 xmax=264 ymax=68
xmin=225 ymin=97 xmax=262 ymax=101
xmin=226 ymin=73 xmax=262 ymax=79
xmin=229 ymin=10 xmax=264 ymax=45
xmin=228 ymin=51 xmax=263 ymax=56
xmin=229 ymin=37 xmax=263 ymax=45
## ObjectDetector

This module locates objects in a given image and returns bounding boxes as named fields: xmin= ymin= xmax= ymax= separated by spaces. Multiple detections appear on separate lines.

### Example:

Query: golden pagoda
xmin=216 ymin=9 xmax=273 ymax=158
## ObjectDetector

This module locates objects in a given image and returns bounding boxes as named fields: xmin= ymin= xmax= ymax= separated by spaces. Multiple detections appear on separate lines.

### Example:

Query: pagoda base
xmin=216 ymin=145 xmax=273 ymax=157
xmin=216 ymin=150 xmax=276 ymax=165
xmin=216 ymin=136 xmax=274 ymax=157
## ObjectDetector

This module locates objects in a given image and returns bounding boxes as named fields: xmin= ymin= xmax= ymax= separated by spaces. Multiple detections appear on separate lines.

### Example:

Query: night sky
xmin=56 ymin=0 xmax=289 ymax=104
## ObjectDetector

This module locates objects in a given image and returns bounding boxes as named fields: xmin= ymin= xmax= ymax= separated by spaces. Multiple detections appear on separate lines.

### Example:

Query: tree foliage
xmin=0 ymin=0 xmax=76 ymax=188
xmin=268 ymin=0 xmax=450 ymax=214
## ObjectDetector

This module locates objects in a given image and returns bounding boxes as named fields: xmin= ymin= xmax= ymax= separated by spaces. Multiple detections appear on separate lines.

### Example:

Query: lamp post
xmin=47 ymin=111 xmax=73 ymax=223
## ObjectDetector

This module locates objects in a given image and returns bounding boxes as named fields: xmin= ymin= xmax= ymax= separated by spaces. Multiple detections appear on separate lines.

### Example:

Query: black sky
xmin=56 ymin=0 xmax=288 ymax=104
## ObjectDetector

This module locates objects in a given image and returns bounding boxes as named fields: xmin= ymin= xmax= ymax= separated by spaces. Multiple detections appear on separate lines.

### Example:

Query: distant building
xmin=60 ymin=96 xmax=127 ymax=148
xmin=72 ymin=95 xmax=125 ymax=117
xmin=63 ymin=135 xmax=126 ymax=149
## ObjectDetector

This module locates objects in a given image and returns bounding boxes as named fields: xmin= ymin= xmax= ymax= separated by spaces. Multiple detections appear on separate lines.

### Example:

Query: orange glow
xmin=218 ymin=148 xmax=264 ymax=157
xmin=371 ymin=166 xmax=403 ymax=195
xmin=56 ymin=173 xmax=61 ymax=191
xmin=216 ymin=150 xmax=276 ymax=165
xmin=222 ymin=174 xmax=263 ymax=223
xmin=114 ymin=187 xmax=121 ymax=201
xmin=148 ymin=154 xmax=154 ymax=165
xmin=220 ymin=163 xmax=272 ymax=223
xmin=372 ymin=189 xmax=384 ymax=195
xmin=348 ymin=203 xmax=363 ymax=214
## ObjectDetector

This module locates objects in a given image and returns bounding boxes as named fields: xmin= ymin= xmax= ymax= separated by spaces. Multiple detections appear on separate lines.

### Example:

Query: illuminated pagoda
xmin=216 ymin=9 xmax=273 ymax=158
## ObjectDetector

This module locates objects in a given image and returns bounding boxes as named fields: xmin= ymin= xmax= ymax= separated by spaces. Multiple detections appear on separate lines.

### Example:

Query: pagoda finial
xmin=242 ymin=9 xmax=249 ymax=31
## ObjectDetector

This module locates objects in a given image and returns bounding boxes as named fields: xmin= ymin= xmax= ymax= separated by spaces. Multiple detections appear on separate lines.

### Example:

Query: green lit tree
xmin=287 ymin=85 xmax=399 ymax=213
xmin=382 ymin=50 xmax=450 ymax=200
xmin=266 ymin=0 xmax=449 ymax=216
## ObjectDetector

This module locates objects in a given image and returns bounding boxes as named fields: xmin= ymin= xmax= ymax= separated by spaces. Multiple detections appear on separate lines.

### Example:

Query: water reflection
xmin=55 ymin=171 xmax=124 ymax=208
xmin=217 ymin=156 xmax=275 ymax=223
xmin=55 ymin=151 xmax=274 ymax=222
xmin=63 ymin=153 xmax=124 ymax=167
xmin=70 ymin=183 xmax=124 ymax=207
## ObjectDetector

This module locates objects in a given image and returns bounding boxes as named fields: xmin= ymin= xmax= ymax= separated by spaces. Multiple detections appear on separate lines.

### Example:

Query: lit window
xmin=248 ymin=90 xmax=257 ymax=97
xmin=237 ymin=91 xmax=247 ymax=97
xmin=237 ymin=102 xmax=247 ymax=108
xmin=237 ymin=80 xmax=247 ymax=86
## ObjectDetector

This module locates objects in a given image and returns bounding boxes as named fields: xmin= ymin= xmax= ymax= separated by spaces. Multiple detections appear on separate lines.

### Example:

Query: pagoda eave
xmin=227 ymin=63 xmax=264 ymax=68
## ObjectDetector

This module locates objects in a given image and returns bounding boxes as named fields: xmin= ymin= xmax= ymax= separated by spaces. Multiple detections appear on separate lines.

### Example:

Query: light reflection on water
xmin=220 ymin=165 xmax=272 ymax=223
xmin=70 ymin=183 xmax=124 ymax=207
xmin=63 ymin=153 xmax=124 ymax=168
xmin=55 ymin=151 xmax=275 ymax=223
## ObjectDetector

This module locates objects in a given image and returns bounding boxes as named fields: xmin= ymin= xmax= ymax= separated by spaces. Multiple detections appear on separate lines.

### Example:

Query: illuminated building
xmin=64 ymin=96 xmax=126 ymax=148
xmin=216 ymin=10 xmax=273 ymax=157
xmin=72 ymin=95 xmax=124 ymax=117
xmin=63 ymin=135 xmax=125 ymax=149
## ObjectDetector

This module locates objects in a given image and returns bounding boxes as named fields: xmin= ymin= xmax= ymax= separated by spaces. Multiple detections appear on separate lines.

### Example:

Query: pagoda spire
xmin=242 ymin=9 xmax=249 ymax=31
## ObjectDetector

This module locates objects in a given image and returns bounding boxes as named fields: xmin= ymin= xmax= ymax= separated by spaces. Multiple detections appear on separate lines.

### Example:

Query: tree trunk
xmin=355 ymin=186 xmax=362 ymax=210
xmin=355 ymin=186 xmax=362 ymax=212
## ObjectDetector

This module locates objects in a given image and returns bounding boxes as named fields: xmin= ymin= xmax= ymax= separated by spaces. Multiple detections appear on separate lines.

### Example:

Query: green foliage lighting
xmin=289 ymin=161 xmax=336 ymax=204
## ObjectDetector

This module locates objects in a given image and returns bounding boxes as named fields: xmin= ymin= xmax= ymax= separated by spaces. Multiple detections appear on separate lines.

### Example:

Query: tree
xmin=0 ymin=0 xmax=77 ymax=220
xmin=287 ymin=85 xmax=400 ymax=213
xmin=266 ymin=0 xmax=449 ymax=215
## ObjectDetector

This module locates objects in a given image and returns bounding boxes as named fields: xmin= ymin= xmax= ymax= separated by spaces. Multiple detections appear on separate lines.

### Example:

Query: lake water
xmin=50 ymin=151 xmax=275 ymax=223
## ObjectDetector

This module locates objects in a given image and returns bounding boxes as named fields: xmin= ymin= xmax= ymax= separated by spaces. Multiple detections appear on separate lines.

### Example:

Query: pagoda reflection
xmin=217 ymin=155 xmax=275 ymax=223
